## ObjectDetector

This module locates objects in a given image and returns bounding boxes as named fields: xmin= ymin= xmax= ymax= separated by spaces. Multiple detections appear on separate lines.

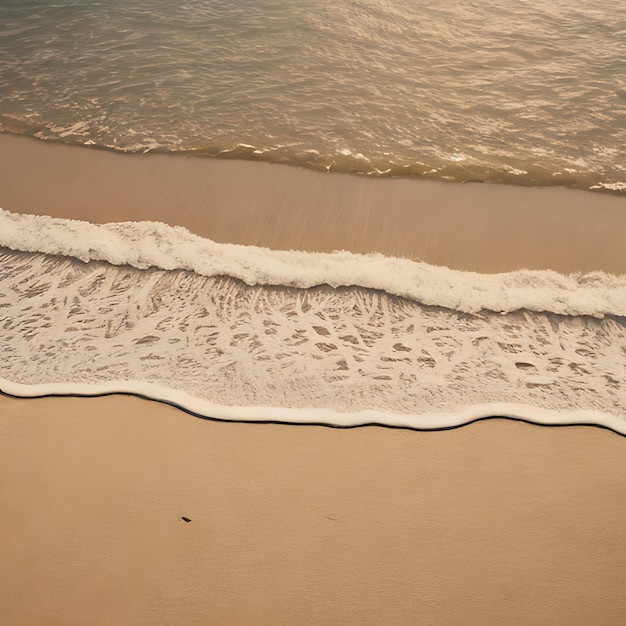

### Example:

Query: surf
xmin=1 ymin=243 xmax=624 ymax=433
xmin=1 ymin=208 xmax=625 ymax=318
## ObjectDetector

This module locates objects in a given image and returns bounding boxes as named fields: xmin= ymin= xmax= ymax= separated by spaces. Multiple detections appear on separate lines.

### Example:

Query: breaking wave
xmin=1 ymin=208 xmax=625 ymax=318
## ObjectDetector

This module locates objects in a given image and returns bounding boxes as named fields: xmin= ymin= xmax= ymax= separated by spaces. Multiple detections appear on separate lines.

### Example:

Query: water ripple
xmin=0 ymin=0 xmax=624 ymax=191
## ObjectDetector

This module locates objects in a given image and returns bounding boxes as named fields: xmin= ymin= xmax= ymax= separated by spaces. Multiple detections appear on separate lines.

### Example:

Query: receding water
xmin=0 ymin=0 xmax=625 ymax=190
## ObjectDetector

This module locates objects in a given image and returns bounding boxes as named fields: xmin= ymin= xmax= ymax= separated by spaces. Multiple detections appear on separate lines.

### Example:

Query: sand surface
xmin=2 ymin=394 xmax=626 ymax=625
xmin=2 ymin=134 xmax=626 ymax=624
xmin=1 ymin=133 xmax=626 ymax=274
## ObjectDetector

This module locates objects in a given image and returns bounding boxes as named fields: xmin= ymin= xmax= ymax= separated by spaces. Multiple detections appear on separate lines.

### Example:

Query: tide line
xmin=1 ymin=378 xmax=624 ymax=437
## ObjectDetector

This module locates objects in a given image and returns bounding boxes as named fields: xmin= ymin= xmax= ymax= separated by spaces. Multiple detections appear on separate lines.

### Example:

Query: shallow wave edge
xmin=1 ymin=208 xmax=625 ymax=317
xmin=1 ymin=378 xmax=624 ymax=436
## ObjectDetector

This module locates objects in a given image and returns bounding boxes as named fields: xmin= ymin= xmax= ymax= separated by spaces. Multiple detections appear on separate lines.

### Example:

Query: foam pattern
xmin=1 ymin=208 xmax=625 ymax=318
xmin=1 ymin=249 xmax=623 ymax=432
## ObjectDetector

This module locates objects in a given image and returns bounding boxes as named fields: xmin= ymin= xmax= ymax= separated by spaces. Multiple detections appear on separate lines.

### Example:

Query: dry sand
xmin=1 ymin=134 xmax=626 ymax=624
xmin=2 ymin=394 xmax=626 ymax=625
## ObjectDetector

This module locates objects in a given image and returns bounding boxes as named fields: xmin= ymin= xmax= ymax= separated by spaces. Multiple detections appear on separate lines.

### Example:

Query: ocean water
xmin=0 ymin=2 xmax=625 ymax=433
xmin=0 ymin=0 xmax=625 ymax=192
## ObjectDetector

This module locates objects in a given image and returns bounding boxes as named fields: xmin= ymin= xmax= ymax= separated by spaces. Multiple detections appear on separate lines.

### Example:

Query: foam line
xmin=1 ymin=209 xmax=625 ymax=317
xmin=1 ymin=378 xmax=624 ymax=436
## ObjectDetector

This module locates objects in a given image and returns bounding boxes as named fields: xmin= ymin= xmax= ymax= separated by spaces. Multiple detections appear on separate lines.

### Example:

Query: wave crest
xmin=1 ymin=208 xmax=624 ymax=318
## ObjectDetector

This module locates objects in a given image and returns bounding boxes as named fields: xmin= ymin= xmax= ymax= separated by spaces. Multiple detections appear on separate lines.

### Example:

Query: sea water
xmin=0 ymin=1 xmax=625 ymax=432
xmin=0 ymin=0 xmax=625 ymax=191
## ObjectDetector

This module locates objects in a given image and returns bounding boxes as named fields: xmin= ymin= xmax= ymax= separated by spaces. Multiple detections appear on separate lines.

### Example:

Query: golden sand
xmin=2 ymin=394 xmax=626 ymax=625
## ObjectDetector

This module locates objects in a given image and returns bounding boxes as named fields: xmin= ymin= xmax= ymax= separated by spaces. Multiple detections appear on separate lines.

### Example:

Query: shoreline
xmin=2 ymin=132 xmax=626 ymax=624
xmin=1 ymin=132 xmax=626 ymax=274
xmin=2 ymin=382 xmax=625 ymax=437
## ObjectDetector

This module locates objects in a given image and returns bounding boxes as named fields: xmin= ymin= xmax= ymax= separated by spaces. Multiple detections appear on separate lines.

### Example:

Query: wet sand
xmin=1 ymin=132 xmax=626 ymax=274
xmin=1 ymin=134 xmax=626 ymax=623
xmin=2 ymin=394 xmax=626 ymax=625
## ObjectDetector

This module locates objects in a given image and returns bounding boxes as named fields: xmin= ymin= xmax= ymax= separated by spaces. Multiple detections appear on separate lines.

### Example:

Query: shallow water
xmin=0 ymin=0 xmax=625 ymax=191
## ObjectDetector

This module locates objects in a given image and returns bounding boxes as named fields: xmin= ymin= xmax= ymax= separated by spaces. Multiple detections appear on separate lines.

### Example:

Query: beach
xmin=2 ymin=0 xmax=626 ymax=620
xmin=1 ymin=134 xmax=626 ymax=623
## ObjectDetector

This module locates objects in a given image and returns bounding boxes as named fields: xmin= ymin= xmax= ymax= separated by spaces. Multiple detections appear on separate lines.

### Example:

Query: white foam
xmin=1 ymin=208 xmax=624 ymax=317
xmin=1 ymin=249 xmax=624 ymax=432
xmin=1 ymin=378 xmax=623 ymax=435
xmin=590 ymin=182 xmax=626 ymax=192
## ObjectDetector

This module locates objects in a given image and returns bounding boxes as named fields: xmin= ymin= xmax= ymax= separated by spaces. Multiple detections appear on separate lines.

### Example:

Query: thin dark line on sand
xmin=1 ymin=389 xmax=624 ymax=438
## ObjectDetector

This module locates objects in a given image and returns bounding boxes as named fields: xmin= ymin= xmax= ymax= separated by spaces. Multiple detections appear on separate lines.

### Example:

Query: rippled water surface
xmin=0 ymin=0 xmax=624 ymax=190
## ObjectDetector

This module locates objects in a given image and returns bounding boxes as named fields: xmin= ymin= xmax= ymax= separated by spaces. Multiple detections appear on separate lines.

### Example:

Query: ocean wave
xmin=1 ymin=248 xmax=624 ymax=432
xmin=1 ymin=208 xmax=625 ymax=318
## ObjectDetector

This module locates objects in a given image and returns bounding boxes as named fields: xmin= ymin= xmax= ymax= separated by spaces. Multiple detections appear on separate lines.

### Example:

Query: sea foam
xmin=1 ymin=208 xmax=625 ymax=318
xmin=1 ymin=217 xmax=624 ymax=435
xmin=2 ymin=378 xmax=623 ymax=436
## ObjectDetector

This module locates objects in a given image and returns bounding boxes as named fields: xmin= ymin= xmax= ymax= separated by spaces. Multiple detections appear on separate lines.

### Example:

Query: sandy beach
xmin=1 ymin=134 xmax=626 ymax=624
xmin=2 ymin=394 xmax=626 ymax=625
